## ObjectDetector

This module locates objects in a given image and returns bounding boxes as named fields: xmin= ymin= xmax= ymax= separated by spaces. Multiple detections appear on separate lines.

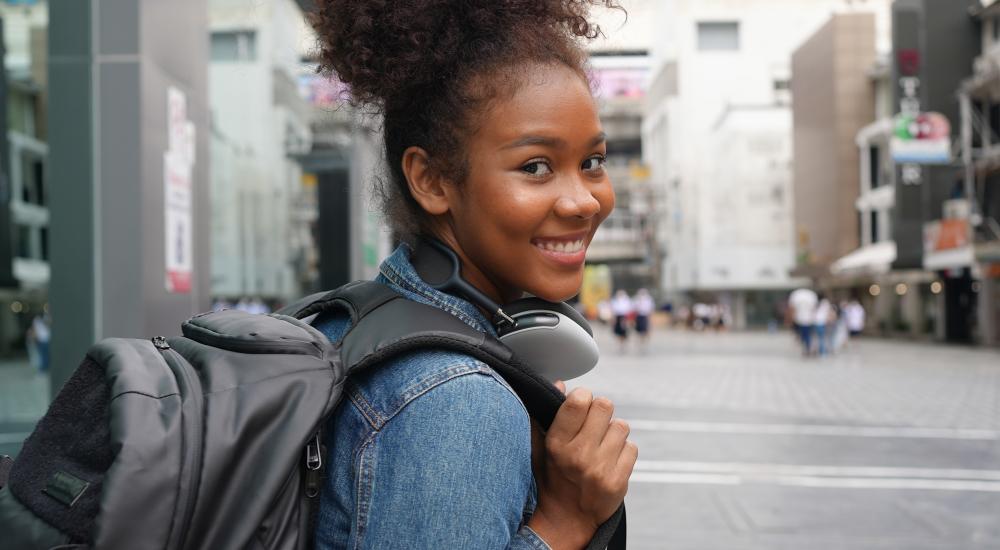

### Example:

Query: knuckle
xmin=567 ymin=388 xmax=593 ymax=407
xmin=611 ymin=418 xmax=630 ymax=436
xmin=591 ymin=397 xmax=614 ymax=415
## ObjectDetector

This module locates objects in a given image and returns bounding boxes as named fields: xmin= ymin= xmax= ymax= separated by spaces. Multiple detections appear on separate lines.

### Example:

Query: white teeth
xmin=537 ymin=239 xmax=585 ymax=254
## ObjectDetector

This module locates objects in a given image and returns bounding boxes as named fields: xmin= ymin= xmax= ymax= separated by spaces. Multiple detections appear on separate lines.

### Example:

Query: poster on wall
xmin=165 ymin=86 xmax=196 ymax=294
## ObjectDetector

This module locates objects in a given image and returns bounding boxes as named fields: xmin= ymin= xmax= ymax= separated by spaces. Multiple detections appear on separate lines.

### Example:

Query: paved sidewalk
xmin=573 ymin=329 xmax=1000 ymax=550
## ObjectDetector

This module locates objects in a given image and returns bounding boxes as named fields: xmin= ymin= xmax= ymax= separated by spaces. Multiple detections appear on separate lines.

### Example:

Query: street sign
xmin=891 ymin=112 xmax=951 ymax=165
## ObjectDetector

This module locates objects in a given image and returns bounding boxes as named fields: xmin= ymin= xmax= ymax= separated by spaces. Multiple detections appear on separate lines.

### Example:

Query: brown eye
xmin=522 ymin=161 xmax=553 ymax=177
xmin=582 ymin=155 xmax=606 ymax=172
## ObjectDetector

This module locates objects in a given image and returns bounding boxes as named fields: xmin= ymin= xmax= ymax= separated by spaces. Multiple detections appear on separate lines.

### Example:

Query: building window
xmin=697 ymin=22 xmax=739 ymax=51
xmin=990 ymin=103 xmax=1000 ymax=143
xmin=870 ymin=211 xmax=879 ymax=243
xmin=211 ymin=31 xmax=257 ymax=62
xmin=869 ymin=146 xmax=880 ymax=188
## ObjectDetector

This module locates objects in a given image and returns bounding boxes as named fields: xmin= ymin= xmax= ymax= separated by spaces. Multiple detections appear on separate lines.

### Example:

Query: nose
xmin=554 ymin=176 xmax=602 ymax=220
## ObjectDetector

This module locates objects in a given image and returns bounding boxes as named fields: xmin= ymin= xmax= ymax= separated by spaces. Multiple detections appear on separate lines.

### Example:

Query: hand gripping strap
xmin=334 ymin=287 xmax=625 ymax=550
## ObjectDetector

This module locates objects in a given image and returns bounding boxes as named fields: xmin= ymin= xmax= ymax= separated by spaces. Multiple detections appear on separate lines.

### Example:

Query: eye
xmin=521 ymin=160 xmax=553 ymax=177
xmin=582 ymin=155 xmax=607 ymax=173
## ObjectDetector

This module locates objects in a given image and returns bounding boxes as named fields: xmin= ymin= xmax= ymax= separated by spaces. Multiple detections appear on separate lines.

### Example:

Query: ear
xmin=401 ymin=146 xmax=452 ymax=216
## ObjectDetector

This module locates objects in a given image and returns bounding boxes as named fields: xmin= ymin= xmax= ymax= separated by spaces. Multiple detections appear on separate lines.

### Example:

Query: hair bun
xmin=312 ymin=0 xmax=613 ymax=110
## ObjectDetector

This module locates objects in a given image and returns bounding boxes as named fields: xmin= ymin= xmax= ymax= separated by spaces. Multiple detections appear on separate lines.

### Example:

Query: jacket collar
xmin=377 ymin=244 xmax=497 ymax=336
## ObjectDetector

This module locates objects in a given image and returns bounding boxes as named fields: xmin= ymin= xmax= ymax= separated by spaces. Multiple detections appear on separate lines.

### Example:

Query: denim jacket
xmin=312 ymin=244 xmax=550 ymax=549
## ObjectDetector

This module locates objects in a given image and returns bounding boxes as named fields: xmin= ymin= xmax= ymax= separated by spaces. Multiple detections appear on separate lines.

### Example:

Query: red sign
xmin=897 ymin=49 xmax=920 ymax=76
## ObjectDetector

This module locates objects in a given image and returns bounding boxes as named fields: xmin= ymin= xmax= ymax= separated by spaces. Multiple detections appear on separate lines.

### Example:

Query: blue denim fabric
xmin=313 ymin=244 xmax=549 ymax=549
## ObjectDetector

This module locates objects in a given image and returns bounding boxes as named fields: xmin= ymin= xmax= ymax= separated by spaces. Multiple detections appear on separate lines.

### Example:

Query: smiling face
xmin=424 ymin=63 xmax=614 ymax=304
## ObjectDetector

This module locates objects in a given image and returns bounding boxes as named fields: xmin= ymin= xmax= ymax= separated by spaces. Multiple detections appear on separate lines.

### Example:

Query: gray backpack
xmin=0 ymin=281 xmax=625 ymax=549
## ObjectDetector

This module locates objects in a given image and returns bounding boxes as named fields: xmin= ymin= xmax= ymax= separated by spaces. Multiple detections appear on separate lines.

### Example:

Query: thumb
xmin=554 ymin=380 xmax=567 ymax=395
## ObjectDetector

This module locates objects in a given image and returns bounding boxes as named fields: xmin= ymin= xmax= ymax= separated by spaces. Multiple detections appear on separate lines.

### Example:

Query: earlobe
xmin=401 ymin=146 xmax=451 ymax=216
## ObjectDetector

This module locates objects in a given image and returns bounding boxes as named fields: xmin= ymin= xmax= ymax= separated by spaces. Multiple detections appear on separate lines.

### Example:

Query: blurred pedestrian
xmin=611 ymin=289 xmax=633 ymax=353
xmin=788 ymin=287 xmax=817 ymax=356
xmin=692 ymin=302 xmax=710 ymax=331
xmin=845 ymin=299 xmax=866 ymax=337
xmin=632 ymin=288 xmax=654 ymax=352
xmin=814 ymin=292 xmax=832 ymax=357
xmin=832 ymin=301 xmax=850 ymax=353
xmin=27 ymin=312 xmax=51 ymax=374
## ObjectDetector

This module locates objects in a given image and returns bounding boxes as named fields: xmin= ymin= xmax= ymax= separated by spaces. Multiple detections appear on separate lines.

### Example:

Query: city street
xmin=573 ymin=328 xmax=1000 ymax=550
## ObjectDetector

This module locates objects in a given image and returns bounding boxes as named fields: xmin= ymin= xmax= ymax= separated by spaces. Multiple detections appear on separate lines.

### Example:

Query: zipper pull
xmin=152 ymin=336 xmax=170 ymax=350
xmin=305 ymin=432 xmax=323 ymax=498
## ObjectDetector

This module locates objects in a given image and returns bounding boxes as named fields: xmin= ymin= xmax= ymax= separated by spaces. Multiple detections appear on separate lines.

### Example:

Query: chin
xmin=530 ymin=275 xmax=583 ymax=303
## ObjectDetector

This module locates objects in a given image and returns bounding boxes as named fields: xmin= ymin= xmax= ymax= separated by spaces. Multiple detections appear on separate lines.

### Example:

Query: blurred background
xmin=1 ymin=0 xmax=999 ymax=548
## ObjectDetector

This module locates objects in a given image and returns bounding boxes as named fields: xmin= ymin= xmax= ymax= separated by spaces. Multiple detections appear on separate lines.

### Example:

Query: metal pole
xmin=960 ymin=92 xmax=976 ymax=220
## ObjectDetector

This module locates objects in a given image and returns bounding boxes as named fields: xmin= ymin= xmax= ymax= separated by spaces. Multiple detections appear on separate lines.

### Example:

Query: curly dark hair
xmin=311 ymin=0 xmax=620 ymax=238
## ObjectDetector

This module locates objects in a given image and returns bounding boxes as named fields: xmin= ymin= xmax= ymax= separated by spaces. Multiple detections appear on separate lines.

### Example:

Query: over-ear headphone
xmin=411 ymin=238 xmax=600 ymax=381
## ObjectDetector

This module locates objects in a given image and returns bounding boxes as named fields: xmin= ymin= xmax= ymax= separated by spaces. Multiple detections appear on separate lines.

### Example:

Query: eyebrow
xmin=502 ymin=132 xmax=607 ymax=150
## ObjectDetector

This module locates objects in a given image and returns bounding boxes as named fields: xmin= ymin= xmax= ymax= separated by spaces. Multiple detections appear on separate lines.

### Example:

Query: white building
xmin=209 ymin=0 xmax=315 ymax=301
xmin=642 ymin=0 xmax=890 ymax=325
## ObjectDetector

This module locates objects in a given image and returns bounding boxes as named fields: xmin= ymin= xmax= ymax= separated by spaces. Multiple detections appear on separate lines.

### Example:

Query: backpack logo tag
xmin=43 ymin=470 xmax=90 ymax=507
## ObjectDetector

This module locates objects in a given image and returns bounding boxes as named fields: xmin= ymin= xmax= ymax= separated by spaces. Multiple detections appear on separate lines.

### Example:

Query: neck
xmin=418 ymin=229 xmax=520 ymax=307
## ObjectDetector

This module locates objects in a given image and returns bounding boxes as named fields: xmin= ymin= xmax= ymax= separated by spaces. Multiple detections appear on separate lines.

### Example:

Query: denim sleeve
xmin=354 ymin=371 xmax=551 ymax=550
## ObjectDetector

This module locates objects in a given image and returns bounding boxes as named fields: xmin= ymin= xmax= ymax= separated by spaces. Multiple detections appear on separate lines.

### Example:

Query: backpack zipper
xmin=152 ymin=337 xmax=204 ymax=549
xmin=304 ymin=432 xmax=323 ymax=498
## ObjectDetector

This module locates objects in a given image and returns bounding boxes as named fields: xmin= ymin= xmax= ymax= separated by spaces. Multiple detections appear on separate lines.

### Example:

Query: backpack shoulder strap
xmin=345 ymin=289 xmax=568 ymax=427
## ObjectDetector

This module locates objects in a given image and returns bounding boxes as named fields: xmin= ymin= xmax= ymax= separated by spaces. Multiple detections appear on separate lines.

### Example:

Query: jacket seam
xmin=347 ymin=383 xmax=383 ymax=429
xmin=376 ymin=366 xmax=528 ymax=431
xmin=353 ymin=432 xmax=377 ymax=550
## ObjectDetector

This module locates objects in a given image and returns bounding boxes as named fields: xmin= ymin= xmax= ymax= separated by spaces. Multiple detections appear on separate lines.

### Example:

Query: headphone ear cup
xmin=498 ymin=298 xmax=599 ymax=381
xmin=501 ymin=298 xmax=593 ymax=336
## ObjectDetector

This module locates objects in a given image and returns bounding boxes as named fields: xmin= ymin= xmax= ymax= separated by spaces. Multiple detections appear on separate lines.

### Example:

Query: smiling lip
xmin=531 ymin=231 xmax=590 ymax=267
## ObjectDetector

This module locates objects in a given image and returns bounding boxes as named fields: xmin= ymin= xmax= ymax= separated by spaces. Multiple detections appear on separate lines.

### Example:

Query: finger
xmin=575 ymin=396 xmax=615 ymax=445
xmin=554 ymin=380 xmax=567 ymax=395
xmin=600 ymin=418 xmax=630 ymax=458
xmin=547 ymin=387 xmax=593 ymax=443
xmin=615 ymin=439 xmax=639 ymax=478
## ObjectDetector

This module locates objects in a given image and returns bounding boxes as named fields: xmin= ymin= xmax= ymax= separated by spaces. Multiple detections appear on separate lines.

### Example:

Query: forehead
xmin=476 ymin=64 xmax=601 ymax=144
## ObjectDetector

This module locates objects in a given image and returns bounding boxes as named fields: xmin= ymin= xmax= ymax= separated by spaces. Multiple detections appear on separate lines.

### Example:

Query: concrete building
xmin=791 ymin=13 xmax=879 ymax=278
xmin=209 ymin=0 xmax=315 ymax=303
xmin=642 ymin=0 xmax=891 ymax=326
xmin=958 ymin=0 xmax=1000 ymax=347
xmin=882 ymin=0 xmax=979 ymax=342
xmin=0 ymin=1 xmax=49 ymax=356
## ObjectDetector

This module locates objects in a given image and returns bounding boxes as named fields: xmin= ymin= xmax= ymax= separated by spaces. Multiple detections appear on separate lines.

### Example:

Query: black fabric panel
xmin=9 ymin=358 xmax=115 ymax=542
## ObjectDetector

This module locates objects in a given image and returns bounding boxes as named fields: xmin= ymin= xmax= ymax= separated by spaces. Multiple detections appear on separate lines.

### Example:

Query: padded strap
xmin=276 ymin=281 xmax=399 ymax=323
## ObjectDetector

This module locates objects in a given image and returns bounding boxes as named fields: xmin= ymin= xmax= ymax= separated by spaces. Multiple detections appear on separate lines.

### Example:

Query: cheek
xmin=469 ymin=180 xmax=557 ymax=236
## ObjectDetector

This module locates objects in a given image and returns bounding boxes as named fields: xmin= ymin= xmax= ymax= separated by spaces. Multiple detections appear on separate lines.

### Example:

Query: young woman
xmin=309 ymin=1 xmax=636 ymax=548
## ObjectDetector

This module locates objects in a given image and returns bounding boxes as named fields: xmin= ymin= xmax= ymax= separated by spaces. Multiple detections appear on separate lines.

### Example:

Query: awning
xmin=924 ymin=246 xmax=974 ymax=271
xmin=830 ymin=241 xmax=897 ymax=276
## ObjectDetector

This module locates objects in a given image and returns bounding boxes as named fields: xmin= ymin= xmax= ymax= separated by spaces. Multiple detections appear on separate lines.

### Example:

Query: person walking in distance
xmin=845 ymin=298 xmax=866 ymax=338
xmin=814 ymin=292 xmax=833 ymax=357
xmin=633 ymin=288 xmax=654 ymax=353
xmin=310 ymin=1 xmax=637 ymax=547
xmin=788 ymin=287 xmax=818 ymax=356
xmin=611 ymin=289 xmax=634 ymax=353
